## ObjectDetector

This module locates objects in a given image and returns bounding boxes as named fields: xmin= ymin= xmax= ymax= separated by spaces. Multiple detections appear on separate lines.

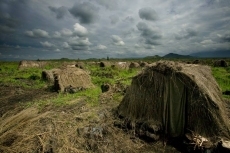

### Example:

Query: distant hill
xmin=190 ymin=50 xmax=230 ymax=58
xmin=163 ymin=53 xmax=192 ymax=58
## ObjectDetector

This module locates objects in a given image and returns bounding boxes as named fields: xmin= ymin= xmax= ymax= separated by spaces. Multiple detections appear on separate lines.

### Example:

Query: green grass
xmin=0 ymin=62 xmax=46 ymax=89
xmin=212 ymin=67 xmax=230 ymax=99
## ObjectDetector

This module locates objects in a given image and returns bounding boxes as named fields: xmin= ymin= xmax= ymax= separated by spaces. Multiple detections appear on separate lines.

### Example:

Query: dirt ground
xmin=0 ymin=85 xmax=229 ymax=153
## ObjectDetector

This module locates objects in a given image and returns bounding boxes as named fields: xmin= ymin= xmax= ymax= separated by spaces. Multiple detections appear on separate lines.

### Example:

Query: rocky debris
xmin=64 ymin=85 xmax=85 ymax=94
xmin=114 ymin=119 xmax=161 ymax=141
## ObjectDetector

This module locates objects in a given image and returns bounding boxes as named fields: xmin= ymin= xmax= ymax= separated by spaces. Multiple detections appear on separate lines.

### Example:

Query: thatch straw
xmin=53 ymin=67 xmax=94 ymax=92
xmin=118 ymin=61 xmax=230 ymax=138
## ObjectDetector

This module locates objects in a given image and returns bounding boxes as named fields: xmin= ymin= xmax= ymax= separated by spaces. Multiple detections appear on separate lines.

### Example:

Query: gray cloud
xmin=139 ymin=7 xmax=158 ymax=21
xmin=69 ymin=2 xmax=99 ymax=24
xmin=48 ymin=6 xmax=68 ymax=19
xmin=111 ymin=35 xmax=125 ymax=46
xmin=110 ymin=15 xmax=119 ymax=24
xmin=96 ymin=44 xmax=107 ymax=50
xmin=40 ymin=41 xmax=55 ymax=48
xmin=124 ymin=16 xmax=135 ymax=23
xmin=25 ymin=29 xmax=49 ymax=38
xmin=91 ymin=0 xmax=118 ymax=10
xmin=61 ymin=28 xmax=73 ymax=36
xmin=0 ymin=25 xmax=15 ymax=33
xmin=175 ymin=28 xmax=198 ymax=40
xmin=68 ymin=37 xmax=91 ymax=50
xmin=221 ymin=31 xmax=230 ymax=42
xmin=136 ymin=22 xmax=162 ymax=45
xmin=73 ymin=23 xmax=88 ymax=37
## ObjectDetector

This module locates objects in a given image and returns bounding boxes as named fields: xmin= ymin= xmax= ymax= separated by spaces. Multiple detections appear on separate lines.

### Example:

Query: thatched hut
xmin=99 ymin=61 xmax=111 ymax=68
xmin=75 ymin=62 xmax=85 ymax=69
xmin=54 ymin=67 xmax=94 ymax=92
xmin=118 ymin=61 xmax=230 ymax=139
xmin=214 ymin=60 xmax=228 ymax=67
xmin=18 ymin=60 xmax=46 ymax=69
xmin=129 ymin=62 xmax=140 ymax=69
xmin=42 ymin=69 xmax=60 ymax=83
xmin=139 ymin=61 xmax=149 ymax=67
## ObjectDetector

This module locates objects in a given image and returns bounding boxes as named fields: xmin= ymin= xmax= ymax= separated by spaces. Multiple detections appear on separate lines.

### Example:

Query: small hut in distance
xmin=118 ymin=61 xmax=230 ymax=139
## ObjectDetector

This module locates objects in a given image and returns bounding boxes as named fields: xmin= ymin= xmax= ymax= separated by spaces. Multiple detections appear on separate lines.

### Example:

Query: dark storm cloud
xmin=69 ymin=2 xmax=99 ymax=24
xmin=136 ymin=22 xmax=162 ymax=45
xmin=221 ymin=31 xmax=230 ymax=42
xmin=48 ymin=6 xmax=68 ymax=19
xmin=0 ymin=25 xmax=15 ymax=33
xmin=175 ymin=28 xmax=198 ymax=40
xmin=139 ymin=7 xmax=158 ymax=21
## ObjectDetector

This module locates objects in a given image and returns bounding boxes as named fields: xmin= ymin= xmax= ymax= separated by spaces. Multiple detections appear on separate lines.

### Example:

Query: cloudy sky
xmin=0 ymin=0 xmax=229 ymax=60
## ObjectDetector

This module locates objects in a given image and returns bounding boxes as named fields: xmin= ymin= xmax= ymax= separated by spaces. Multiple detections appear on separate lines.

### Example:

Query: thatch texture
xmin=214 ymin=60 xmax=228 ymax=67
xmin=118 ymin=61 xmax=230 ymax=138
xmin=18 ymin=60 xmax=47 ymax=69
xmin=75 ymin=62 xmax=85 ymax=69
xmin=42 ymin=69 xmax=61 ymax=83
xmin=99 ymin=61 xmax=111 ymax=67
xmin=54 ymin=67 xmax=94 ymax=92
xmin=129 ymin=62 xmax=140 ymax=69
xmin=139 ymin=61 xmax=149 ymax=67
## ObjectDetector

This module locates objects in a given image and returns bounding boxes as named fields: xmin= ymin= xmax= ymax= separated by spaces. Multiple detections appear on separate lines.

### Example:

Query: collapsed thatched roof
xmin=54 ymin=67 xmax=94 ymax=92
xmin=118 ymin=61 xmax=230 ymax=138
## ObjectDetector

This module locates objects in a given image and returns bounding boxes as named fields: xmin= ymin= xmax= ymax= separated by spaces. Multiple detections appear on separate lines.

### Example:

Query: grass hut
xmin=118 ymin=61 xmax=230 ymax=138
xmin=214 ymin=60 xmax=228 ymax=67
xmin=129 ymin=62 xmax=140 ymax=69
xmin=18 ymin=60 xmax=46 ymax=69
xmin=99 ymin=61 xmax=111 ymax=68
xmin=54 ymin=67 xmax=94 ymax=92
xmin=42 ymin=69 xmax=60 ymax=83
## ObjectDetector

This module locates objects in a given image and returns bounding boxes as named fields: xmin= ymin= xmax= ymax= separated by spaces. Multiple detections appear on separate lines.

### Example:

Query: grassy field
xmin=0 ymin=59 xmax=229 ymax=106
xmin=0 ymin=59 xmax=230 ymax=153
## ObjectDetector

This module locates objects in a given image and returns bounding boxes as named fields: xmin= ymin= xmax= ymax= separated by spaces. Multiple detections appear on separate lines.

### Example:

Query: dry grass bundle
xmin=18 ymin=60 xmax=47 ymax=69
xmin=118 ymin=61 xmax=230 ymax=138
xmin=53 ymin=67 xmax=94 ymax=92
xmin=42 ymin=69 xmax=60 ymax=83
xmin=0 ymin=100 xmax=161 ymax=153
xmin=129 ymin=62 xmax=140 ymax=69
xmin=99 ymin=61 xmax=111 ymax=68
xmin=213 ymin=60 xmax=228 ymax=67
